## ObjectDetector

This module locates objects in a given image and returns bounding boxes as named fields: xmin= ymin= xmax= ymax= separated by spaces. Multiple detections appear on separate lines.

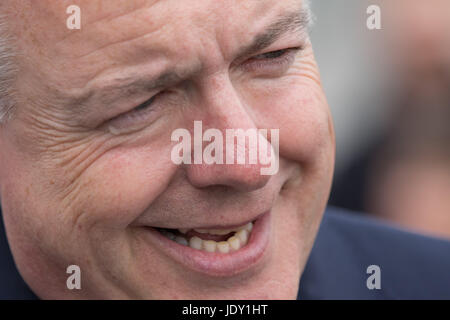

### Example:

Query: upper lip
xmin=149 ymin=211 xmax=266 ymax=230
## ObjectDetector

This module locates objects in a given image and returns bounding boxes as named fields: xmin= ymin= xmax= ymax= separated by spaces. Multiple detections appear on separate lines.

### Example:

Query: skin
xmin=0 ymin=0 xmax=335 ymax=299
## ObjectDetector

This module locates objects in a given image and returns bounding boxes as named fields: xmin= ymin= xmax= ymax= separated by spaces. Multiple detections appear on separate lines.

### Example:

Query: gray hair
xmin=304 ymin=0 xmax=315 ymax=29
xmin=0 ymin=14 xmax=17 ymax=123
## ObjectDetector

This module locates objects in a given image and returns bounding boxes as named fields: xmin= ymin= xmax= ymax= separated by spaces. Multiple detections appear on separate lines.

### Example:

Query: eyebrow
xmin=237 ymin=7 xmax=312 ymax=59
xmin=67 ymin=6 xmax=312 ymax=111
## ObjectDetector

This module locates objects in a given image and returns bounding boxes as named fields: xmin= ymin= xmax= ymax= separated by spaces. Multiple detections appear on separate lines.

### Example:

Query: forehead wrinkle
xmin=54 ymin=2 xmax=168 ymax=62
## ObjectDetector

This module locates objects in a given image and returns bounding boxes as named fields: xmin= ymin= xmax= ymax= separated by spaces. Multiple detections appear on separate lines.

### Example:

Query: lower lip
xmin=142 ymin=211 xmax=271 ymax=277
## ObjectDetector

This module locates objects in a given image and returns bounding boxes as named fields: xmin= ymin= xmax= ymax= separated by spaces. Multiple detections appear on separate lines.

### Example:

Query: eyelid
xmin=106 ymin=92 xmax=163 ymax=135
xmin=132 ymin=95 xmax=158 ymax=112
xmin=241 ymin=47 xmax=301 ymax=73
xmin=252 ymin=48 xmax=293 ymax=59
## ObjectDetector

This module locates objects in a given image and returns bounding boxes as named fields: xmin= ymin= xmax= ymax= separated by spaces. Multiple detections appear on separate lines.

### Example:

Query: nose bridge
xmin=201 ymin=72 xmax=254 ymax=130
xmin=183 ymin=72 xmax=273 ymax=192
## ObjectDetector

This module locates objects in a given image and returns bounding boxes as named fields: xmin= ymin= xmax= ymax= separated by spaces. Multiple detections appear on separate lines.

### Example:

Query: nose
xmin=184 ymin=74 xmax=273 ymax=192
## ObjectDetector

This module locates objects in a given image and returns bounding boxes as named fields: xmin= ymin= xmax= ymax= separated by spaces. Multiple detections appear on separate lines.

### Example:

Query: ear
xmin=0 ymin=120 xmax=11 ymax=192
xmin=0 ymin=124 xmax=5 ymax=192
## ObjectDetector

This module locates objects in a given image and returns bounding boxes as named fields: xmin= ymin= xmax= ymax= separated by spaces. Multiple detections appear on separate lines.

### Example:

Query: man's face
xmin=0 ymin=0 xmax=334 ymax=299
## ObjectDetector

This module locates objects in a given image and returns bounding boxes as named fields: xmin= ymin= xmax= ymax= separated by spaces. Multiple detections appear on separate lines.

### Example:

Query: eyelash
xmin=111 ymin=47 xmax=300 ymax=129
xmin=106 ymin=94 xmax=161 ymax=133
xmin=115 ymin=94 xmax=159 ymax=122
xmin=241 ymin=47 xmax=301 ymax=72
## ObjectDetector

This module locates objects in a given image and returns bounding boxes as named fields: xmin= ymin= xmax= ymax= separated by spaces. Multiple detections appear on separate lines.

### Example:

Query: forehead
xmin=11 ymin=0 xmax=305 ymax=90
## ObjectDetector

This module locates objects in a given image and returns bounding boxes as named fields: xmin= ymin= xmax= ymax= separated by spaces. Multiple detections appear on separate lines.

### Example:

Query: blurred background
xmin=309 ymin=0 xmax=450 ymax=239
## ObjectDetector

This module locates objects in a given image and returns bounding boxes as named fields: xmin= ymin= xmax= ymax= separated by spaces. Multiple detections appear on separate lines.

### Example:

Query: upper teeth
xmin=179 ymin=222 xmax=253 ymax=236
xmin=162 ymin=222 xmax=254 ymax=253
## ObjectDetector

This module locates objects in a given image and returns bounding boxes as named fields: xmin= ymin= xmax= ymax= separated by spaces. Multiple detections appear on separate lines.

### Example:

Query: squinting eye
xmin=132 ymin=95 xmax=157 ymax=112
xmin=254 ymin=49 xmax=291 ymax=60
xmin=242 ymin=47 xmax=301 ymax=74
xmin=106 ymin=93 xmax=162 ymax=135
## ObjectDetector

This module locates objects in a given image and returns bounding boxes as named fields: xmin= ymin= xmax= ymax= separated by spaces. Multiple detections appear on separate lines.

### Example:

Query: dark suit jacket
xmin=1 ymin=206 xmax=450 ymax=299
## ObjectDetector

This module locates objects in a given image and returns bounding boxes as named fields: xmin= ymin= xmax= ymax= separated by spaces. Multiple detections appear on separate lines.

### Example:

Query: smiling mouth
xmin=156 ymin=222 xmax=253 ymax=253
xmin=142 ymin=211 xmax=271 ymax=276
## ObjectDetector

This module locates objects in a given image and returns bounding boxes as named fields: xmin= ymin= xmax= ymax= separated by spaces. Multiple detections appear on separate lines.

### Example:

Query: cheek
xmin=71 ymin=139 xmax=178 ymax=229
xmin=249 ymin=78 xmax=333 ymax=167
xmin=1 ymin=132 xmax=177 ymax=240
